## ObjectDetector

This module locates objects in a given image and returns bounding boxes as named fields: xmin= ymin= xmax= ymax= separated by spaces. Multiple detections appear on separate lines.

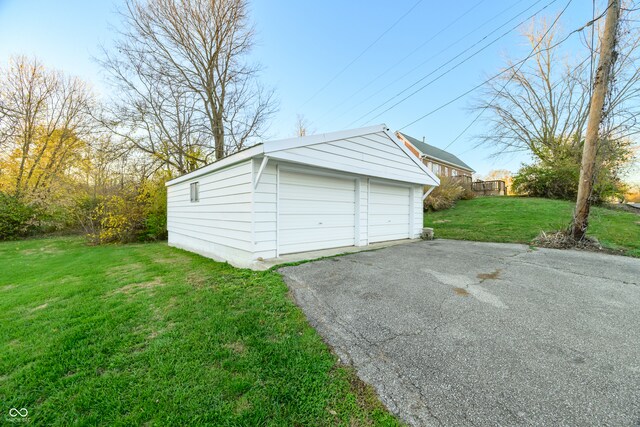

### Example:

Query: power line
xmin=348 ymin=0 xmax=560 ymax=127
xmin=439 ymin=0 xmax=614 ymax=152
xmin=314 ymin=0 xmax=490 ymax=123
xmin=440 ymin=5 xmax=571 ymax=152
xmin=329 ymin=0 xmax=535 ymax=126
xmin=398 ymin=3 xmax=603 ymax=133
xmin=298 ymin=0 xmax=425 ymax=110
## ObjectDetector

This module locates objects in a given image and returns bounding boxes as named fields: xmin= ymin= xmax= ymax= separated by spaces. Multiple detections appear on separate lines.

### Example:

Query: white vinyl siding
xmin=278 ymin=169 xmax=356 ymax=255
xmin=252 ymin=159 xmax=278 ymax=259
xmin=167 ymin=160 xmax=253 ymax=256
xmin=412 ymin=184 xmax=424 ymax=238
xmin=368 ymin=182 xmax=411 ymax=243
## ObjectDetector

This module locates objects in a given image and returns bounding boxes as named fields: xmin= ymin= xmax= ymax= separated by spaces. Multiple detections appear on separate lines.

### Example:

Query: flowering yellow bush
xmin=86 ymin=193 xmax=146 ymax=244
xmin=82 ymin=175 xmax=167 ymax=244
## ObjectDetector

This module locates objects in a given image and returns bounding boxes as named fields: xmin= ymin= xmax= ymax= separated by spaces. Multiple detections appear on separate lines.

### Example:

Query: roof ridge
xmin=397 ymin=132 xmax=474 ymax=172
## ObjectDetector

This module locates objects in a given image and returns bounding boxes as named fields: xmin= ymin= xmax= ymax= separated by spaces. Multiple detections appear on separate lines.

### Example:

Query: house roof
xmin=166 ymin=125 xmax=440 ymax=187
xmin=397 ymin=132 xmax=475 ymax=172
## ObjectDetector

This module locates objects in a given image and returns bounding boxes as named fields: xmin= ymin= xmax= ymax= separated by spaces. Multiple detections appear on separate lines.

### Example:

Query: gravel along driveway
xmin=279 ymin=240 xmax=640 ymax=426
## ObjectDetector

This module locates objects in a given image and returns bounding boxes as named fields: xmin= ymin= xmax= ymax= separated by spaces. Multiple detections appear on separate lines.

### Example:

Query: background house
xmin=396 ymin=132 xmax=475 ymax=183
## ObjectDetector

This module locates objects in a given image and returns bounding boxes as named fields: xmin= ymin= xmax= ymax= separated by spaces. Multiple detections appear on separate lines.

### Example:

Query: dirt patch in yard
xmin=110 ymin=277 xmax=164 ymax=295
xmin=225 ymin=341 xmax=247 ymax=355
xmin=107 ymin=262 xmax=145 ymax=278
xmin=186 ymin=272 xmax=210 ymax=288
xmin=533 ymin=230 xmax=625 ymax=256
xmin=20 ymin=246 xmax=62 ymax=256
xmin=154 ymin=255 xmax=190 ymax=265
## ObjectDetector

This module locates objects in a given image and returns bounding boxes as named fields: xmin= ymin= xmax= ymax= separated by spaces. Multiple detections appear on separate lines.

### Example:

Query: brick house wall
xmin=422 ymin=158 xmax=472 ymax=179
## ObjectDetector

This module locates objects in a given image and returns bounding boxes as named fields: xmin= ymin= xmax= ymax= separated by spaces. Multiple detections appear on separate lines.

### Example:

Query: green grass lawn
xmin=0 ymin=237 xmax=400 ymax=426
xmin=424 ymin=197 xmax=640 ymax=257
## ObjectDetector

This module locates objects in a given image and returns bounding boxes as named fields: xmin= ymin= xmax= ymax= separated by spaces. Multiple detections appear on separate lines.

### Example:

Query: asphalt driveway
xmin=279 ymin=240 xmax=640 ymax=426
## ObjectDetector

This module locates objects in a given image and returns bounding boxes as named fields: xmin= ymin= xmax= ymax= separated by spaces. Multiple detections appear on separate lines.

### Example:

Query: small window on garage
xmin=190 ymin=182 xmax=199 ymax=202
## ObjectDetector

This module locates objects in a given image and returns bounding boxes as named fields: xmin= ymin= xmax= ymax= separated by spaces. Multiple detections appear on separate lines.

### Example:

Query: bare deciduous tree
xmin=99 ymin=0 xmax=276 ymax=174
xmin=476 ymin=10 xmax=640 ymax=161
xmin=0 ymin=56 xmax=95 ymax=196
xmin=293 ymin=114 xmax=314 ymax=137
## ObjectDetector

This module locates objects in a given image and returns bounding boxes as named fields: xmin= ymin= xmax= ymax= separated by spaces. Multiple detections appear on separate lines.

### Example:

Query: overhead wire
xmin=298 ymin=0 xmax=425 ymax=109
xmin=314 ymin=0 xmax=490 ymax=123
xmin=437 ymin=0 xmax=615 ymax=153
xmin=347 ymin=0 xmax=560 ymax=127
xmin=324 ymin=0 xmax=537 ymax=126
xmin=396 ymin=0 xmax=611 ymax=135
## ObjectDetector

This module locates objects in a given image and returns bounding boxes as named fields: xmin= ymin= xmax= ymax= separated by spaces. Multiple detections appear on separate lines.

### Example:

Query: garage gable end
xmin=264 ymin=125 xmax=439 ymax=186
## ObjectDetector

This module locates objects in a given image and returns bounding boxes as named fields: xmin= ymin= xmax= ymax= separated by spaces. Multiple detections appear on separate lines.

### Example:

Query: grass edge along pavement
xmin=424 ymin=197 xmax=640 ymax=258
xmin=0 ymin=236 xmax=402 ymax=426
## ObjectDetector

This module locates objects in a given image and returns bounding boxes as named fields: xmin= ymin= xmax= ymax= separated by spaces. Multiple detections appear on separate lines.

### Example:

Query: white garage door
xmin=279 ymin=170 xmax=356 ymax=255
xmin=369 ymin=181 xmax=411 ymax=243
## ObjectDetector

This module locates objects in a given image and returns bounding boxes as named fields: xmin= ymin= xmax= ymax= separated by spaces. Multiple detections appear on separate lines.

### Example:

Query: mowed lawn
xmin=0 ymin=237 xmax=400 ymax=426
xmin=425 ymin=197 xmax=640 ymax=257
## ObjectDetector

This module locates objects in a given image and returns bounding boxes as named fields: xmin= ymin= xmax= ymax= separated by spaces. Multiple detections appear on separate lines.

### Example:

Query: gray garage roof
xmin=398 ymin=132 xmax=474 ymax=172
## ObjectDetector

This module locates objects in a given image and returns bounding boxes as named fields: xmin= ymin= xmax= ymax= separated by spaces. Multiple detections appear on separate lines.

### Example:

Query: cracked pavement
xmin=279 ymin=240 xmax=640 ymax=426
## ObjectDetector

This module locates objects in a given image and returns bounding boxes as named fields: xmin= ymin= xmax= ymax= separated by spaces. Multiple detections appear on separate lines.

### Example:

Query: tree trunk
xmin=214 ymin=114 xmax=225 ymax=160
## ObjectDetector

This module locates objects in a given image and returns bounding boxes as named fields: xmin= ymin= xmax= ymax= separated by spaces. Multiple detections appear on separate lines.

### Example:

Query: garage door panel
xmin=280 ymin=172 xmax=354 ymax=190
xmin=279 ymin=170 xmax=356 ymax=255
xmin=279 ymin=237 xmax=356 ymax=255
xmin=369 ymin=193 xmax=411 ymax=203
xmin=369 ymin=204 xmax=411 ymax=215
xmin=369 ymin=224 xmax=410 ymax=235
xmin=279 ymin=201 xmax=355 ymax=215
xmin=280 ymin=185 xmax=355 ymax=202
xmin=369 ymin=214 xmax=410 ymax=226
xmin=280 ymin=214 xmax=356 ymax=230
xmin=280 ymin=226 xmax=355 ymax=245
xmin=369 ymin=182 xmax=411 ymax=243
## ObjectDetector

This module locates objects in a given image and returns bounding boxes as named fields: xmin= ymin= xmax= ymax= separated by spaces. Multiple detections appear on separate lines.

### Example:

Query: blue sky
xmin=1 ymin=0 xmax=636 ymax=181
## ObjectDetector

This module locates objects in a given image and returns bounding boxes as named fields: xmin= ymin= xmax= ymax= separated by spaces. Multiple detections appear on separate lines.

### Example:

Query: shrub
xmin=460 ymin=185 xmax=476 ymax=200
xmin=424 ymin=177 xmax=466 ymax=211
xmin=91 ymin=193 xmax=147 ymax=244
xmin=139 ymin=177 xmax=168 ymax=240
xmin=81 ymin=175 xmax=168 ymax=244
xmin=512 ymin=139 xmax=629 ymax=204
xmin=512 ymin=156 xmax=626 ymax=203
xmin=512 ymin=160 xmax=579 ymax=200
xmin=0 ymin=193 xmax=38 ymax=239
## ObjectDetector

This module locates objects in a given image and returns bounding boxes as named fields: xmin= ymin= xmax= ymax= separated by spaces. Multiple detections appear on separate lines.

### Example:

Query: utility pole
xmin=572 ymin=0 xmax=621 ymax=240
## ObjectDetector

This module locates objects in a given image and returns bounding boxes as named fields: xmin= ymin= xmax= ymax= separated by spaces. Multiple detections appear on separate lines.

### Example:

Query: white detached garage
xmin=166 ymin=124 xmax=439 ymax=268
